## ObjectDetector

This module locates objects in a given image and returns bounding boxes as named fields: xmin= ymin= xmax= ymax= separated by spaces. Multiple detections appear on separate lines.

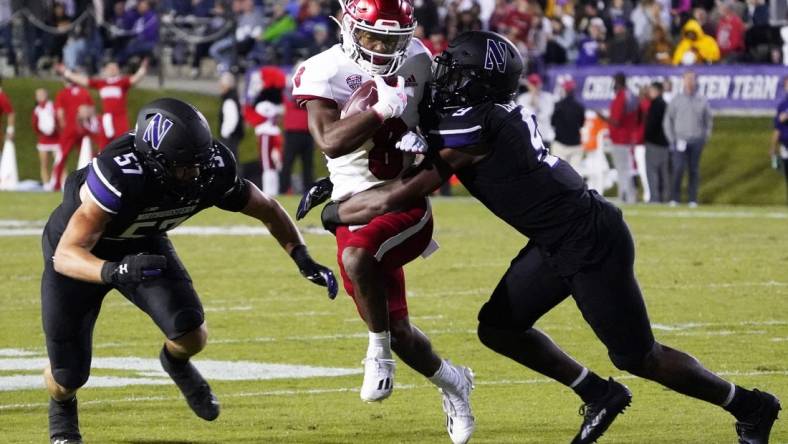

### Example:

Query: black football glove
xmin=101 ymin=254 xmax=167 ymax=285
xmin=296 ymin=177 xmax=333 ymax=220
xmin=290 ymin=245 xmax=339 ymax=300
xmin=320 ymin=201 xmax=341 ymax=234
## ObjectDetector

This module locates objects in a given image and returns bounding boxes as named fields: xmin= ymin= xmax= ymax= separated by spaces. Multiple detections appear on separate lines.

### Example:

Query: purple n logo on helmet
xmin=142 ymin=113 xmax=174 ymax=150
xmin=484 ymin=39 xmax=508 ymax=73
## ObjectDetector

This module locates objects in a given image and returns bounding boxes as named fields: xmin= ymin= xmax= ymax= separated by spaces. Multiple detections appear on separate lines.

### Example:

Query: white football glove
xmin=371 ymin=75 xmax=407 ymax=121
xmin=395 ymin=131 xmax=428 ymax=153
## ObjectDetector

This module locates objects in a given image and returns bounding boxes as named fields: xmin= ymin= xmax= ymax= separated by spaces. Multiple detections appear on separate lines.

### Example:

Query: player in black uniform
xmin=309 ymin=31 xmax=781 ymax=443
xmin=42 ymin=98 xmax=338 ymax=444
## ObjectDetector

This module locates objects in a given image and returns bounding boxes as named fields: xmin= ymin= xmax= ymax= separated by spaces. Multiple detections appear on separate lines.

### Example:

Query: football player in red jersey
xmin=293 ymin=1 xmax=474 ymax=442
xmin=60 ymin=59 xmax=148 ymax=145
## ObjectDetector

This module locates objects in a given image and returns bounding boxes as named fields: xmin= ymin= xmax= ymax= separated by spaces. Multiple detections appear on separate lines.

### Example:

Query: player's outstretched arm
xmin=327 ymin=146 xmax=484 ymax=227
xmin=240 ymin=182 xmax=338 ymax=299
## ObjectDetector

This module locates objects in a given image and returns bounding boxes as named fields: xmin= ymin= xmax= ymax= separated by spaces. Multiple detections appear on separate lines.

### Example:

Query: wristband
xmin=290 ymin=244 xmax=310 ymax=266
xmin=100 ymin=261 xmax=118 ymax=284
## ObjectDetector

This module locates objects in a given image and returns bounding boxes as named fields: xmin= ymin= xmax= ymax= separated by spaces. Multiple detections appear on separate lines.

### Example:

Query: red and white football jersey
xmin=89 ymin=76 xmax=132 ymax=138
xmin=292 ymin=40 xmax=432 ymax=201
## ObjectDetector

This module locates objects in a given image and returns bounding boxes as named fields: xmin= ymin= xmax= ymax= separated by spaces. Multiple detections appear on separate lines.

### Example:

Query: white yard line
xmin=2 ymin=370 xmax=786 ymax=411
xmin=624 ymin=209 xmax=788 ymax=219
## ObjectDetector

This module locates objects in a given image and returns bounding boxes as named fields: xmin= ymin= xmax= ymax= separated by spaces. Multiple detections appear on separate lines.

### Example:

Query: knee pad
xmin=52 ymin=365 xmax=89 ymax=391
xmin=171 ymin=308 xmax=204 ymax=339
xmin=609 ymin=341 xmax=660 ymax=374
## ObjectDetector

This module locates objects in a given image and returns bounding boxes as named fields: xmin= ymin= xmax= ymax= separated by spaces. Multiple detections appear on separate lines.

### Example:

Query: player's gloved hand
xmin=101 ymin=254 xmax=167 ymax=285
xmin=296 ymin=177 xmax=333 ymax=220
xmin=371 ymin=75 xmax=407 ymax=121
xmin=395 ymin=130 xmax=428 ymax=153
xmin=320 ymin=201 xmax=341 ymax=234
xmin=290 ymin=245 xmax=339 ymax=300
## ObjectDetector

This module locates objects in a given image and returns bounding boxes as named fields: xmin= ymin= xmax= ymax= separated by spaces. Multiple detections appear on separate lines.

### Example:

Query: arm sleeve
xmin=220 ymin=99 xmax=239 ymax=139
xmin=426 ymin=105 xmax=486 ymax=149
xmin=211 ymin=141 xmax=252 ymax=212
xmin=291 ymin=61 xmax=336 ymax=107
xmin=703 ymin=101 xmax=713 ymax=140
xmin=85 ymin=157 xmax=126 ymax=214
xmin=88 ymin=78 xmax=105 ymax=89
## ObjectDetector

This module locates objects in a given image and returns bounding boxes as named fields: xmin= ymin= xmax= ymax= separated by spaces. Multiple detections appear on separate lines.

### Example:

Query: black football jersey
xmin=43 ymin=135 xmax=250 ymax=258
xmin=425 ymin=101 xmax=594 ymax=249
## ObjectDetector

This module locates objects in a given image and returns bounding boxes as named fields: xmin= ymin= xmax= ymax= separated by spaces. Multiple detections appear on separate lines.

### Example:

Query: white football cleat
xmin=441 ymin=366 xmax=476 ymax=444
xmin=360 ymin=357 xmax=396 ymax=402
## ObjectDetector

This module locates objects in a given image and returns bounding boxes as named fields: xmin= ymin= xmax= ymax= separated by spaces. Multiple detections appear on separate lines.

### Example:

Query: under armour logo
xmin=142 ymin=113 xmax=174 ymax=150
xmin=484 ymin=39 xmax=508 ymax=73
xmin=119 ymin=264 xmax=128 ymax=274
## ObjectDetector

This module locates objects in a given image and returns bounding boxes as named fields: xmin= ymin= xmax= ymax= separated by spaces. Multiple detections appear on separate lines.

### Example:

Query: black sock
xmin=724 ymin=386 xmax=762 ymax=420
xmin=49 ymin=396 xmax=80 ymax=439
xmin=572 ymin=371 xmax=609 ymax=403
xmin=160 ymin=344 xmax=189 ymax=373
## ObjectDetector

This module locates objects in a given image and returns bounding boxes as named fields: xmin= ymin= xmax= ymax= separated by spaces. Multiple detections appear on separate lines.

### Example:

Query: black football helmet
xmin=431 ymin=31 xmax=524 ymax=109
xmin=134 ymin=98 xmax=217 ymax=201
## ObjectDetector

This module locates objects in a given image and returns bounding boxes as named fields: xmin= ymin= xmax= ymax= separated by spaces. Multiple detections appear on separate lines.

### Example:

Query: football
xmin=341 ymin=79 xmax=378 ymax=118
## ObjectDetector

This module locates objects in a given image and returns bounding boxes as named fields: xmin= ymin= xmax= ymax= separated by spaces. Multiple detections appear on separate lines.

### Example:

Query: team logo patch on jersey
xmin=142 ymin=113 xmax=174 ymax=150
xmin=484 ymin=39 xmax=508 ymax=73
xmin=346 ymin=74 xmax=363 ymax=91
xmin=404 ymin=74 xmax=418 ymax=87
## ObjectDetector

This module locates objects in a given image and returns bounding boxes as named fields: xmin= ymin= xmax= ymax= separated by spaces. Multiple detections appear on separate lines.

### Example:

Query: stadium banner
xmin=545 ymin=65 xmax=787 ymax=113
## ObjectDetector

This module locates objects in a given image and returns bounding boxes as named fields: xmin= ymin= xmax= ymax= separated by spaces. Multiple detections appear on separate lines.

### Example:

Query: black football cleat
xmin=735 ymin=390 xmax=781 ymax=444
xmin=571 ymin=378 xmax=632 ymax=444
xmin=49 ymin=397 xmax=83 ymax=444
xmin=159 ymin=348 xmax=220 ymax=421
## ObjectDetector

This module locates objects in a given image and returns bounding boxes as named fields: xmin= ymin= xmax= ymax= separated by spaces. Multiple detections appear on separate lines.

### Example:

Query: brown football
xmin=341 ymin=79 xmax=378 ymax=118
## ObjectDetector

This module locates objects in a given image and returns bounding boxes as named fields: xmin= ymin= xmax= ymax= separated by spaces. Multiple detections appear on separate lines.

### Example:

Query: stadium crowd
xmin=0 ymin=0 xmax=785 ymax=77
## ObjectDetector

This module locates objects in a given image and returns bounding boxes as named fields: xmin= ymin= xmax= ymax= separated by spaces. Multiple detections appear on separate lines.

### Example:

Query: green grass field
xmin=0 ymin=192 xmax=786 ymax=443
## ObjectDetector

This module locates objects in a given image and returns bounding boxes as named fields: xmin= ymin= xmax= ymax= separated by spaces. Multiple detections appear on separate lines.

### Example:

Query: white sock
xmin=429 ymin=359 xmax=461 ymax=392
xmin=366 ymin=331 xmax=392 ymax=359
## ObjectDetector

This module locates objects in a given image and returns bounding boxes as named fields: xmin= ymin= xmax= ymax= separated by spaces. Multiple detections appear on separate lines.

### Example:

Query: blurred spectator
xmin=244 ymin=66 xmax=285 ymax=195
xmin=279 ymin=83 xmax=314 ymax=195
xmin=692 ymin=7 xmax=715 ymax=36
xmin=672 ymin=19 xmax=720 ymax=65
xmin=525 ymin=6 xmax=551 ymax=69
xmin=414 ymin=0 xmax=439 ymax=35
xmin=0 ymin=76 xmax=14 ymax=144
xmin=106 ymin=1 xmax=136 ymax=57
xmin=218 ymin=72 xmax=244 ymax=162
xmin=663 ymin=70 xmax=712 ymax=207
xmin=60 ymin=59 xmax=148 ymax=144
xmin=769 ymin=78 xmax=788 ymax=203
xmin=277 ymin=0 xmax=331 ymax=65
xmin=116 ymin=0 xmax=160 ymax=66
xmin=210 ymin=0 xmax=263 ymax=72
xmin=495 ymin=0 xmax=531 ymax=45
xmin=608 ymin=72 xmax=639 ymax=204
xmin=46 ymin=3 xmax=74 ymax=65
xmin=608 ymin=0 xmax=633 ymax=23
xmin=422 ymin=31 xmax=448 ymax=55
xmin=52 ymin=77 xmax=95 ymax=191
xmin=0 ymin=0 xmax=16 ymax=72
xmin=547 ymin=16 xmax=575 ymax=63
xmin=33 ymin=88 xmax=59 ymax=189
xmin=608 ymin=17 xmax=639 ymax=64
xmin=551 ymin=78 xmax=585 ymax=170
xmin=260 ymin=2 xmax=296 ymax=52
xmin=576 ymin=17 xmax=607 ymax=66
xmin=643 ymin=81 xmax=670 ymax=203
xmin=716 ymin=1 xmax=745 ymax=62
xmin=517 ymin=73 xmax=555 ymax=145
xmin=744 ymin=0 xmax=769 ymax=27
xmin=643 ymin=25 xmax=673 ymax=64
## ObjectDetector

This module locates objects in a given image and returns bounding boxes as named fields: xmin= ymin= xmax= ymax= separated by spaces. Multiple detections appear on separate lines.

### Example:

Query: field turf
xmin=0 ymin=192 xmax=786 ymax=443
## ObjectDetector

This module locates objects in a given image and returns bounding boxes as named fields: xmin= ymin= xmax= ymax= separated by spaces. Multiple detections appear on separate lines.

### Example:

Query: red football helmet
xmin=337 ymin=0 xmax=416 ymax=76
